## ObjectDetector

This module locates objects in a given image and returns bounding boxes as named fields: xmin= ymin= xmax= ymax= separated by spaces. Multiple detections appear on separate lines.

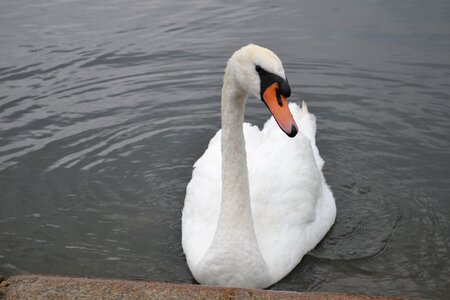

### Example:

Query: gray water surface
xmin=1 ymin=0 xmax=449 ymax=298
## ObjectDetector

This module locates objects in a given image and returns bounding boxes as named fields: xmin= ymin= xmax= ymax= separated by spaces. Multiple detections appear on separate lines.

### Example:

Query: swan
xmin=181 ymin=44 xmax=336 ymax=289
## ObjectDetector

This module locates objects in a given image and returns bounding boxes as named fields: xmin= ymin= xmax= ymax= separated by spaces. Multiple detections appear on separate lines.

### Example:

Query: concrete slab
xmin=0 ymin=275 xmax=399 ymax=300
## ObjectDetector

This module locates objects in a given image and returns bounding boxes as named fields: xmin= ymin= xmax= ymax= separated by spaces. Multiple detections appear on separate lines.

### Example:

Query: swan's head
xmin=227 ymin=44 xmax=298 ymax=137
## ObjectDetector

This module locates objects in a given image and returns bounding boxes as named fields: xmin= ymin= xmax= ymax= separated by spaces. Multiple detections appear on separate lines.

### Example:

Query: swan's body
xmin=182 ymin=44 xmax=336 ymax=288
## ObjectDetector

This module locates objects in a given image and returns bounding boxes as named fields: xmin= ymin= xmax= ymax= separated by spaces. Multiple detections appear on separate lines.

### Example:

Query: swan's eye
xmin=280 ymin=79 xmax=291 ymax=98
xmin=256 ymin=65 xmax=290 ymax=100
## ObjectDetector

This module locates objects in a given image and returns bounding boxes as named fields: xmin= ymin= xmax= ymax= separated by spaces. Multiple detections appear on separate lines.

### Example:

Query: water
xmin=1 ymin=0 xmax=449 ymax=298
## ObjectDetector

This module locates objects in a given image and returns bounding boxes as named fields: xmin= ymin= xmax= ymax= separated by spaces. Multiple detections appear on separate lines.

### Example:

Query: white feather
xmin=182 ymin=45 xmax=336 ymax=288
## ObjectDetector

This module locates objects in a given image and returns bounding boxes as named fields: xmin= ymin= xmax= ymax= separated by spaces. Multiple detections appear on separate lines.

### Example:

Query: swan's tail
xmin=289 ymin=101 xmax=325 ymax=170
xmin=301 ymin=100 xmax=308 ymax=114
xmin=289 ymin=101 xmax=316 ymax=143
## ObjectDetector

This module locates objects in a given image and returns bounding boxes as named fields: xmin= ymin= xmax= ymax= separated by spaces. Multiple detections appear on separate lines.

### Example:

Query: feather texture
xmin=182 ymin=45 xmax=336 ymax=288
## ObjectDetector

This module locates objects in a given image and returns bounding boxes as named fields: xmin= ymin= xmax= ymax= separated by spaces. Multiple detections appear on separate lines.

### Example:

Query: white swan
xmin=182 ymin=44 xmax=336 ymax=289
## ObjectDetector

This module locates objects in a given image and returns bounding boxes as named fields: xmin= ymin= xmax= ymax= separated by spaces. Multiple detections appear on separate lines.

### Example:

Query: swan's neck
xmin=195 ymin=68 xmax=270 ymax=287
xmin=219 ymin=70 xmax=252 ymax=230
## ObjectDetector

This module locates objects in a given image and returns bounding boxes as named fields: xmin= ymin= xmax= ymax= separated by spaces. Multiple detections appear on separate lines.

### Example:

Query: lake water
xmin=1 ymin=0 xmax=449 ymax=298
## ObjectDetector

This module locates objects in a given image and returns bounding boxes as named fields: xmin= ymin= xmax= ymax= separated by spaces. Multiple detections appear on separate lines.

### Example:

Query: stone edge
xmin=0 ymin=274 xmax=402 ymax=300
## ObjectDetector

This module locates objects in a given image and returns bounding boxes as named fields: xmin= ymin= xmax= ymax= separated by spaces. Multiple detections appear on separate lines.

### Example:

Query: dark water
xmin=1 ymin=0 xmax=449 ymax=298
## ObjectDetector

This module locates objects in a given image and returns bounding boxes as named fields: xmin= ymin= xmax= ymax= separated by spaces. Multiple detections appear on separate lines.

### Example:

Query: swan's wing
xmin=182 ymin=131 xmax=222 ymax=268
xmin=291 ymin=102 xmax=324 ymax=170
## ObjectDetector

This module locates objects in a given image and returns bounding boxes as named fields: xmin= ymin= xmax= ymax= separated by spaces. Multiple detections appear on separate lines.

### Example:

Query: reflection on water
xmin=1 ymin=0 xmax=449 ymax=298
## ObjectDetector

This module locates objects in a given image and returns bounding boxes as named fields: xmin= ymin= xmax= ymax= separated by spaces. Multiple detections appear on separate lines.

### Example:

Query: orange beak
xmin=262 ymin=83 xmax=298 ymax=137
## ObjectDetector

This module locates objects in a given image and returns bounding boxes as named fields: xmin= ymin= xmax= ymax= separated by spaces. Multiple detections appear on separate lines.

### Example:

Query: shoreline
xmin=0 ymin=274 xmax=400 ymax=299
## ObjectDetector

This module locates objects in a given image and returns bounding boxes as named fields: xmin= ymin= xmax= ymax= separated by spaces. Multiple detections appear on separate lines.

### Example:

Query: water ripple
xmin=1 ymin=0 xmax=449 ymax=298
